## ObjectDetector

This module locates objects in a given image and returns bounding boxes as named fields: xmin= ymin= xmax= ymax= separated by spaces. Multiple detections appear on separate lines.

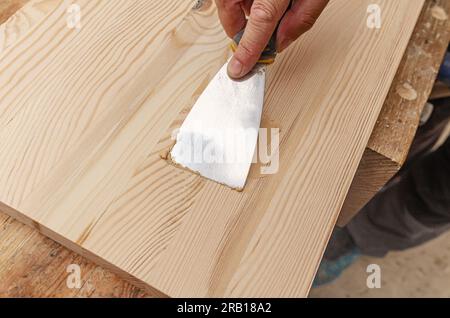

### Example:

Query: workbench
xmin=0 ymin=0 xmax=448 ymax=297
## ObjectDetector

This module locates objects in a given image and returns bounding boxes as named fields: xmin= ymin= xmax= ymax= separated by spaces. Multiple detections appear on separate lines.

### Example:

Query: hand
xmin=215 ymin=0 xmax=329 ymax=79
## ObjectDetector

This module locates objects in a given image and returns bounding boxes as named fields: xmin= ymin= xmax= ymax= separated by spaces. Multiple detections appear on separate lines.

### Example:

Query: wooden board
xmin=338 ymin=0 xmax=450 ymax=225
xmin=0 ymin=0 xmax=149 ymax=297
xmin=1 ymin=0 xmax=446 ymax=298
xmin=0 ymin=0 xmax=424 ymax=297
xmin=0 ymin=214 xmax=149 ymax=297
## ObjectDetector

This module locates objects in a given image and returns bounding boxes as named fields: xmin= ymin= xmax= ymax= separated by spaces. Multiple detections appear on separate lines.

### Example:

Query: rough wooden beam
xmin=338 ymin=0 xmax=450 ymax=226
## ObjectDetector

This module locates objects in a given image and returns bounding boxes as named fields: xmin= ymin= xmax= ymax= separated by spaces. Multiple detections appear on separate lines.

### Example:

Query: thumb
xmin=228 ymin=0 xmax=290 ymax=79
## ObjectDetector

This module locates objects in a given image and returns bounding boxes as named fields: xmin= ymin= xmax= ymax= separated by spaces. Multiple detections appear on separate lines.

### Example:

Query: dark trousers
xmin=347 ymin=99 xmax=450 ymax=257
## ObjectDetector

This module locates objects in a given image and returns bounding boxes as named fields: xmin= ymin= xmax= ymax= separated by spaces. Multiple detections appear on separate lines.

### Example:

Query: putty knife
xmin=170 ymin=30 xmax=278 ymax=190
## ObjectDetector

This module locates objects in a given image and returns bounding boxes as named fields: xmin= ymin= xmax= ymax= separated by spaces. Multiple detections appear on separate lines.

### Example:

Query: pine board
xmin=0 ymin=0 xmax=424 ymax=297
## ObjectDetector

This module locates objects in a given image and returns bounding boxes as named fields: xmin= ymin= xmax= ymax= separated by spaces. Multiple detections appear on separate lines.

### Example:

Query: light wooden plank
xmin=0 ymin=0 xmax=424 ymax=297
xmin=0 ymin=0 xmax=149 ymax=298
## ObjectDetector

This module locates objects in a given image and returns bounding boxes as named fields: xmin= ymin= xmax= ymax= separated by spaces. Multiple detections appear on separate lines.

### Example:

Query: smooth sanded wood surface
xmin=0 ymin=2 xmax=147 ymax=297
xmin=0 ymin=0 xmax=424 ymax=297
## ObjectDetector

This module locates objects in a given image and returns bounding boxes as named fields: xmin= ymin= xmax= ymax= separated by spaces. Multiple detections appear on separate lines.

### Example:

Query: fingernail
xmin=228 ymin=58 xmax=243 ymax=78
xmin=278 ymin=39 xmax=293 ymax=53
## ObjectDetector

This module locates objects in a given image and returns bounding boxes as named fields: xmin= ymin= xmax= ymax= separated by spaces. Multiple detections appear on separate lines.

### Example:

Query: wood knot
xmin=159 ymin=150 xmax=170 ymax=161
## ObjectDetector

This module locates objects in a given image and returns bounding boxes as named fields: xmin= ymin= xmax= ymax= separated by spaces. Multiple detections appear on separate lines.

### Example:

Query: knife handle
xmin=230 ymin=1 xmax=292 ymax=65
xmin=230 ymin=30 xmax=277 ymax=65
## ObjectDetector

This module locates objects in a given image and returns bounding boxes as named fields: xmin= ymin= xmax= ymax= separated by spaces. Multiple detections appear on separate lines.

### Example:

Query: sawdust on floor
xmin=309 ymin=231 xmax=450 ymax=297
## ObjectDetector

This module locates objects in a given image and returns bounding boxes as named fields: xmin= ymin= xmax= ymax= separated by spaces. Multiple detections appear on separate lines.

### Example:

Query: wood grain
xmin=0 ymin=0 xmax=28 ymax=24
xmin=0 ymin=0 xmax=149 ymax=297
xmin=0 ymin=213 xmax=149 ymax=297
xmin=369 ymin=0 xmax=449 ymax=165
xmin=431 ymin=81 xmax=450 ymax=100
xmin=0 ymin=0 xmax=424 ymax=297
xmin=338 ymin=0 xmax=450 ymax=225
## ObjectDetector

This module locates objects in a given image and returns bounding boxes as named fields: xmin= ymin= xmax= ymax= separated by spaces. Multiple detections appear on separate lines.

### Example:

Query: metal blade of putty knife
xmin=170 ymin=29 xmax=278 ymax=190
xmin=170 ymin=62 xmax=266 ymax=190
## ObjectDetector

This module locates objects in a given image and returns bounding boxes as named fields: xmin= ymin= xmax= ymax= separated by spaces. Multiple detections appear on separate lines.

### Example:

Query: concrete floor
xmin=309 ymin=231 xmax=450 ymax=297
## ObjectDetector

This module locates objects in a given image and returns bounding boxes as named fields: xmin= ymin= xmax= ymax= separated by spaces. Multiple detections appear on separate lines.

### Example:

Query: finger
xmin=228 ymin=0 xmax=290 ymax=79
xmin=215 ymin=0 xmax=247 ymax=38
xmin=242 ymin=0 xmax=253 ymax=16
xmin=276 ymin=0 xmax=329 ymax=52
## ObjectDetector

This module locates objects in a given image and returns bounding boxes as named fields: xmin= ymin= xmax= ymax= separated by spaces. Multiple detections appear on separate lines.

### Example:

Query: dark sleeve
xmin=408 ymin=137 xmax=450 ymax=225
